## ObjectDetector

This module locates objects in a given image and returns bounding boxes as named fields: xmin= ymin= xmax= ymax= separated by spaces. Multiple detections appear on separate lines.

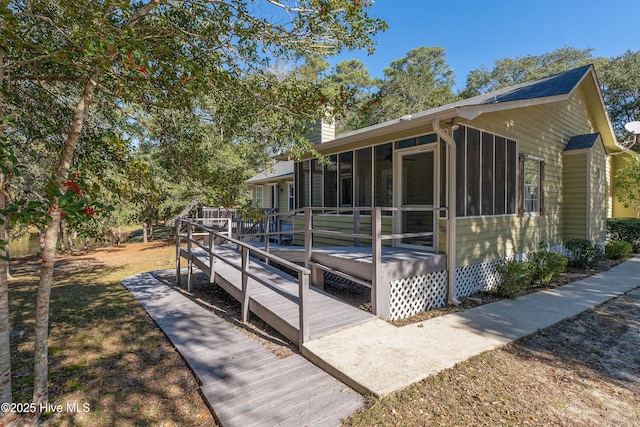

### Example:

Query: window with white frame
xmin=521 ymin=155 xmax=544 ymax=215
xmin=287 ymin=182 xmax=295 ymax=210
xmin=255 ymin=186 xmax=264 ymax=208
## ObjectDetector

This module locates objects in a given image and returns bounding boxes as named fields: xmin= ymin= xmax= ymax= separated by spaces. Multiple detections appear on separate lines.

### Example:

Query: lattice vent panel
xmin=455 ymin=257 xmax=510 ymax=298
xmin=267 ymin=259 xmax=303 ymax=278
xmin=323 ymin=273 xmax=369 ymax=293
xmin=389 ymin=271 xmax=447 ymax=320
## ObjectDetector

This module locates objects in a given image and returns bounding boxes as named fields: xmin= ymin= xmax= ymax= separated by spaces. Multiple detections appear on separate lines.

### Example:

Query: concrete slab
xmin=303 ymin=256 xmax=640 ymax=397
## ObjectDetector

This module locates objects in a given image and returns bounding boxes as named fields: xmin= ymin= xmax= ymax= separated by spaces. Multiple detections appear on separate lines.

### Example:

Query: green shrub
xmin=529 ymin=251 xmax=568 ymax=287
xmin=607 ymin=218 xmax=640 ymax=252
xmin=564 ymin=238 xmax=604 ymax=268
xmin=605 ymin=240 xmax=632 ymax=260
xmin=494 ymin=259 xmax=533 ymax=298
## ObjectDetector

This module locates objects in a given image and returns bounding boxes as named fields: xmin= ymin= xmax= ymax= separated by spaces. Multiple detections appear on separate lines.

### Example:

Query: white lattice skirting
xmin=455 ymin=258 xmax=505 ymax=298
xmin=389 ymin=258 xmax=507 ymax=320
xmin=389 ymin=271 xmax=447 ymax=320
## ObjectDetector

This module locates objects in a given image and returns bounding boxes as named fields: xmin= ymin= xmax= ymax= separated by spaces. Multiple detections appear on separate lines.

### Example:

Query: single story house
xmin=246 ymin=64 xmax=625 ymax=320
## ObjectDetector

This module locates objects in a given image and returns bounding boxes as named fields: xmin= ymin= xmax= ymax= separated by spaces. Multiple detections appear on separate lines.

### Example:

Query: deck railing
xmin=246 ymin=206 xmax=445 ymax=317
xmin=175 ymin=218 xmax=311 ymax=346
xmin=181 ymin=206 xmax=443 ymax=319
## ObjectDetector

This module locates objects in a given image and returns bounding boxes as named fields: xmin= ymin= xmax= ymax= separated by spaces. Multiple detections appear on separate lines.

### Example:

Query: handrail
xmin=180 ymin=205 xmax=446 ymax=320
xmin=175 ymin=218 xmax=310 ymax=347
xmin=251 ymin=206 xmax=445 ymax=245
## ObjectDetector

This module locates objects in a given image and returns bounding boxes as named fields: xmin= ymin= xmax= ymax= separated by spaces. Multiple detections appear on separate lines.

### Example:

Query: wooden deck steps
xmin=123 ymin=272 xmax=364 ymax=427
xmin=183 ymin=244 xmax=376 ymax=343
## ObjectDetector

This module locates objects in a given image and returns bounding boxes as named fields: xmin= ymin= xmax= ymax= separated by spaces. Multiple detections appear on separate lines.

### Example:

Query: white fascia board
xmin=319 ymin=110 xmax=459 ymax=153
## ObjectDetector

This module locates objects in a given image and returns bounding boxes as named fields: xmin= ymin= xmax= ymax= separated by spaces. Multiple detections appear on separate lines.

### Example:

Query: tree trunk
xmin=58 ymin=220 xmax=66 ymax=254
xmin=0 ymin=50 xmax=12 ymax=404
xmin=114 ymin=227 xmax=122 ymax=246
xmin=67 ymin=229 xmax=77 ymax=253
xmin=39 ymin=225 xmax=46 ymax=253
xmin=33 ymin=78 xmax=97 ymax=406
xmin=143 ymin=222 xmax=148 ymax=243
xmin=0 ymin=172 xmax=12 ymax=404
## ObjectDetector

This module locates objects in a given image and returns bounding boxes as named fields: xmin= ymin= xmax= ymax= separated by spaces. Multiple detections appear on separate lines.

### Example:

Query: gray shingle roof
xmin=565 ymin=133 xmax=601 ymax=151
xmin=337 ymin=65 xmax=595 ymax=141
xmin=423 ymin=64 xmax=593 ymax=114
xmin=245 ymin=160 xmax=293 ymax=184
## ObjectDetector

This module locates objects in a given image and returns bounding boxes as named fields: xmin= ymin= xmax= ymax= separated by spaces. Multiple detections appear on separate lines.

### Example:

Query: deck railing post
xmin=298 ymin=271 xmax=310 ymax=348
xmin=241 ymin=246 xmax=250 ymax=322
xmin=227 ymin=217 xmax=232 ymax=239
xmin=187 ymin=222 xmax=193 ymax=293
xmin=433 ymin=207 xmax=438 ymax=251
xmin=354 ymin=209 xmax=360 ymax=247
xmin=175 ymin=219 xmax=181 ymax=286
xmin=209 ymin=230 xmax=215 ymax=284
xmin=277 ymin=216 xmax=282 ymax=245
xmin=304 ymin=208 xmax=312 ymax=269
xmin=372 ymin=207 xmax=388 ymax=318
xmin=264 ymin=213 xmax=270 ymax=252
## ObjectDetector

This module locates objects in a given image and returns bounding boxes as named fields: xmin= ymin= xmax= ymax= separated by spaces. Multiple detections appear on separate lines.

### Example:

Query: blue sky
xmin=330 ymin=0 xmax=639 ymax=91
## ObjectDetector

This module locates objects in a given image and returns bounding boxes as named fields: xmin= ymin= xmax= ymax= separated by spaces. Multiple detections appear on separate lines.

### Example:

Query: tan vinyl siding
xmin=292 ymin=214 xmax=393 ymax=246
xmin=277 ymin=180 xmax=290 ymax=211
xmin=451 ymin=88 xmax=596 ymax=266
xmin=306 ymin=120 xmax=336 ymax=145
xmin=590 ymin=143 xmax=607 ymax=242
xmin=562 ymin=152 xmax=588 ymax=241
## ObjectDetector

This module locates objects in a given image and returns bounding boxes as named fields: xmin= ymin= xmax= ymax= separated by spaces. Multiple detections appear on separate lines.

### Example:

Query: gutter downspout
xmin=433 ymin=118 xmax=461 ymax=306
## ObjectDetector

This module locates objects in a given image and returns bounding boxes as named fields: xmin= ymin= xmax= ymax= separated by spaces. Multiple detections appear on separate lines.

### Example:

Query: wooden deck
xmin=257 ymin=243 xmax=447 ymax=285
xmin=123 ymin=272 xmax=363 ymax=427
xmin=182 ymin=244 xmax=376 ymax=344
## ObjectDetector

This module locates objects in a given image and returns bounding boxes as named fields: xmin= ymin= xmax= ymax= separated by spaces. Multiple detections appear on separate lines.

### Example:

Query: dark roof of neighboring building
xmin=565 ymin=133 xmax=601 ymax=151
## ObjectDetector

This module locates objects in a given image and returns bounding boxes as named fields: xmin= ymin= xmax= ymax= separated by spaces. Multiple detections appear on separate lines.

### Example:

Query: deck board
xmin=124 ymin=273 xmax=363 ymax=427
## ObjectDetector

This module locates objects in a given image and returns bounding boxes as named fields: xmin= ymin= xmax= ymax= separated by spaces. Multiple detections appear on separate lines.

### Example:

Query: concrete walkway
xmin=302 ymin=256 xmax=640 ymax=397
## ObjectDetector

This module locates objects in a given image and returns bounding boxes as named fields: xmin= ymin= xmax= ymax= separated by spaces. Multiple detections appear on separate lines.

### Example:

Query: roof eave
xmin=318 ymin=109 xmax=459 ymax=153
xmin=245 ymin=172 xmax=294 ymax=185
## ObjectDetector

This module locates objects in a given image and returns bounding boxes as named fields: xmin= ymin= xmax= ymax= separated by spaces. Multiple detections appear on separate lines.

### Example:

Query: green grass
xmin=7 ymin=243 xmax=216 ymax=426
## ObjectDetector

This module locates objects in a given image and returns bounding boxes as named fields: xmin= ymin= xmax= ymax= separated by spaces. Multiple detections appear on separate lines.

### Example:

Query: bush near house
xmin=494 ymin=251 xmax=568 ymax=298
xmin=494 ymin=260 xmax=533 ymax=298
xmin=529 ymin=251 xmax=568 ymax=287
xmin=564 ymin=238 xmax=605 ymax=268
xmin=605 ymin=240 xmax=633 ymax=260
xmin=607 ymin=218 xmax=640 ymax=252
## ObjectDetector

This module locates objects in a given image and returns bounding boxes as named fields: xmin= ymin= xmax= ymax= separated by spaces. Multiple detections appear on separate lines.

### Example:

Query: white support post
xmin=432 ymin=118 xmax=461 ymax=305
xmin=227 ymin=217 xmax=232 ymax=239
xmin=241 ymin=246 xmax=250 ymax=322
